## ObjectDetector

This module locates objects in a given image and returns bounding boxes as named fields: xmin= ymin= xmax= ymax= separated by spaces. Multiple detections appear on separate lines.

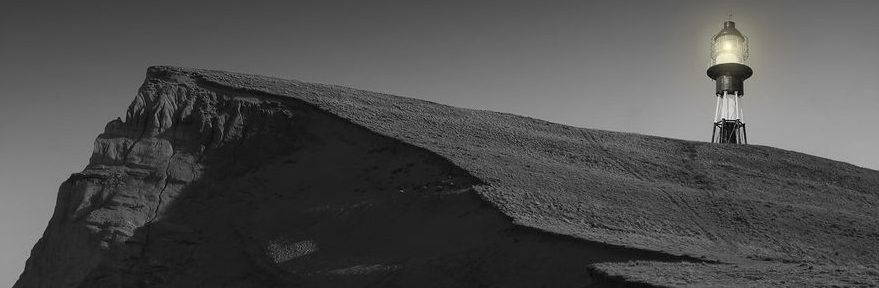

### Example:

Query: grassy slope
xmin=150 ymin=66 xmax=879 ymax=286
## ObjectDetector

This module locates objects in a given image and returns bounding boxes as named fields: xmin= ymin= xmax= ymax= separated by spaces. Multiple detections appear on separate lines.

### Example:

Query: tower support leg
xmin=712 ymin=123 xmax=718 ymax=143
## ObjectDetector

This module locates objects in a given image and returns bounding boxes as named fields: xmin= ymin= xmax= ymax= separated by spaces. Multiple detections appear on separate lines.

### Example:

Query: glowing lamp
xmin=710 ymin=21 xmax=749 ymax=65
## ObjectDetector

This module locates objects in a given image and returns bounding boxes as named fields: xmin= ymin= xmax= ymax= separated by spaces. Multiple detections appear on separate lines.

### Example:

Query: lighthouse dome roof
xmin=714 ymin=21 xmax=744 ymax=40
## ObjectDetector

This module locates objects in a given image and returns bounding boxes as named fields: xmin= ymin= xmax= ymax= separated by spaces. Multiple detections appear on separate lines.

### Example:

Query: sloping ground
xmin=179 ymin=66 xmax=879 ymax=261
xmin=16 ymin=66 xmax=879 ymax=287
xmin=592 ymin=261 xmax=879 ymax=287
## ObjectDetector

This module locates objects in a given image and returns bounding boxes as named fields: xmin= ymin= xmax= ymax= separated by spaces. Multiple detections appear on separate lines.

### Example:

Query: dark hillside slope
xmin=16 ymin=66 xmax=879 ymax=287
xmin=179 ymin=66 xmax=879 ymax=263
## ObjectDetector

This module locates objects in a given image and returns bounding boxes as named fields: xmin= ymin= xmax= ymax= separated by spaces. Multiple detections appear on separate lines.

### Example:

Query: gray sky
xmin=2 ymin=0 xmax=877 ymax=285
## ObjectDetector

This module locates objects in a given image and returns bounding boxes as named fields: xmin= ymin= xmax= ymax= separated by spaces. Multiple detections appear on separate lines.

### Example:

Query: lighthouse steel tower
xmin=707 ymin=21 xmax=752 ymax=144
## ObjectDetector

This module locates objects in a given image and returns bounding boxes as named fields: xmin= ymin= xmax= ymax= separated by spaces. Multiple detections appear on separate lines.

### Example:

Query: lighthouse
xmin=707 ymin=20 xmax=753 ymax=144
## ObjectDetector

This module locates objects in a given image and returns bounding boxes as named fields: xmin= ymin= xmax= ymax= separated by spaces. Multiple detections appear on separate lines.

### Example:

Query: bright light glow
xmin=711 ymin=35 xmax=747 ymax=65
xmin=715 ymin=49 xmax=743 ymax=64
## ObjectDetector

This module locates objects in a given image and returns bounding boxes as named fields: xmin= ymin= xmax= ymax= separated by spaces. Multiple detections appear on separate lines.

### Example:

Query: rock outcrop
xmin=15 ymin=66 xmax=879 ymax=287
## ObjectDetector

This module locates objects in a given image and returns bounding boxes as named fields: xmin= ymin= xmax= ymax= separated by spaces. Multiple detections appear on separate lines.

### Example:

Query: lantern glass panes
xmin=711 ymin=34 xmax=748 ymax=66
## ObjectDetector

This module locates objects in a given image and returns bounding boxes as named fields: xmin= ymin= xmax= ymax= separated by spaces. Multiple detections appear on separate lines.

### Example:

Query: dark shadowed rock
xmin=15 ymin=66 xmax=879 ymax=287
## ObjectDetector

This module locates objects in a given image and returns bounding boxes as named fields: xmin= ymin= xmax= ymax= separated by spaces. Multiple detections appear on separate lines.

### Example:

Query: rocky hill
xmin=15 ymin=66 xmax=879 ymax=287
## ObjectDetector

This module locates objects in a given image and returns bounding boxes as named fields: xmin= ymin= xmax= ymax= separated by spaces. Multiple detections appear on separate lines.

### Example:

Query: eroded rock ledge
xmin=17 ymin=74 xmax=305 ymax=287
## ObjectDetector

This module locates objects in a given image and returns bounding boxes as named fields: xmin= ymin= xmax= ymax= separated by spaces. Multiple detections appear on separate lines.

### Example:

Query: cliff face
xmin=15 ymin=67 xmax=879 ymax=287
xmin=16 ymin=74 xmax=303 ymax=287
